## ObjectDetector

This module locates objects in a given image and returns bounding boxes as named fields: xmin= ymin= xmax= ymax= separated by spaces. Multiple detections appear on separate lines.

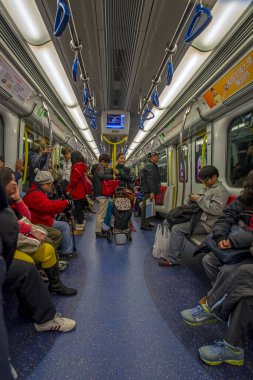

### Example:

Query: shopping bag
xmin=102 ymin=180 xmax=120 ymax=197
xmin=161 ymin=225 xmax=170 ymax=258
xmin=145 ymin=199 xmax=155 ymax=218
xmin=152 ymin=224 xmax=163 ymax=258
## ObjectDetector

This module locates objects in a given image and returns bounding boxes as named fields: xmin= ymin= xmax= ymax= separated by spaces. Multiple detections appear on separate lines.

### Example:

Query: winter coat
xmin=66 ymin=162 xmax=87 ymax=200
xmin=116 ymin=164 xmax=132 ymax=188
xmin=61 ymin=159 xmax=72 ymax=182
xmin=93 ymin=164 xmax=113 ymax=197
xmin=194 ymin=181 xmax=229 ymax=232
xmin=141 ymin=161 xmax=161 ymax=195
xmin=23 ymin=183 xmax=69 ymax=226
xmin=28 ymin=151 xmax=47 ymax=183
xmin=212 ymin=196 xmax=253 ymax=248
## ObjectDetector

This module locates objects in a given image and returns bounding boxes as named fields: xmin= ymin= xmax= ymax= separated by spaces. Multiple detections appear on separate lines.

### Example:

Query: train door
xmin=167 ymin=145 xmax=177 ymax=210
xmin=155 ymin=149 xmax=169 ymax=214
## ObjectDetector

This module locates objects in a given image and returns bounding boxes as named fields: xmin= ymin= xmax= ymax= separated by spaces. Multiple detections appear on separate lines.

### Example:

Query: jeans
xmin=166 ymin=221 xmax=207 ymax=264
xmin=53 ymin=220 xmax=73 ymax=254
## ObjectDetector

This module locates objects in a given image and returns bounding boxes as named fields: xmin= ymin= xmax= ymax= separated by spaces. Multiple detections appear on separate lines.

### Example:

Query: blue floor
xmin=6 ymin=214 xmax=253 ymax=379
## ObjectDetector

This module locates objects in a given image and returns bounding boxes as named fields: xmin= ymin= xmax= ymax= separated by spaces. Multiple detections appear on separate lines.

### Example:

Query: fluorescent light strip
xmin=2 ymin=0 xmax=50 ymax=45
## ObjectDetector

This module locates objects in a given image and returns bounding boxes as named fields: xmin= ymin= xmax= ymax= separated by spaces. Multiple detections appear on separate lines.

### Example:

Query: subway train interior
xmin=1 ymin=0 xmax=253 ymax=379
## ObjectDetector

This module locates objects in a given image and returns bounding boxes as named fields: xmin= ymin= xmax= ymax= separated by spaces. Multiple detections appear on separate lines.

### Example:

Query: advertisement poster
xmin=202 ymin=51 xmax=253 ymax=109
xmin=0 ymin=55 xmax=34 ymax=102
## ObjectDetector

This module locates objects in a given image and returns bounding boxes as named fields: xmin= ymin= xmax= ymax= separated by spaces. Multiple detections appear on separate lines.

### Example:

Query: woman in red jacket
xmin=23 ymin=169 xmax=77 ymax=260
xmin=66 ymin=151 xmax=90 ymax=231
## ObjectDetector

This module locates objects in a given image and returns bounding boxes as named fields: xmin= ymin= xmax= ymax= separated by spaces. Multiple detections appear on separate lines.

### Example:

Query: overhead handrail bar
xmin=138 ymin=0 xmax=196 ymax=117
xmin=66 ymin=0 xmax=95 ymax=111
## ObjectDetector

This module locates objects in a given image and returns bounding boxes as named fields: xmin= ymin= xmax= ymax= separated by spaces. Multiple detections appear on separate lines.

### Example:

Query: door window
xmin=195 ymin=135 xmax=207 ymax=183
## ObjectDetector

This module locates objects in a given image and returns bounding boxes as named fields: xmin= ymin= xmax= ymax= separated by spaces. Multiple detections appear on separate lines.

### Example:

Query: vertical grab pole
xmin=22 ymin=130 xmax=29 ymax=185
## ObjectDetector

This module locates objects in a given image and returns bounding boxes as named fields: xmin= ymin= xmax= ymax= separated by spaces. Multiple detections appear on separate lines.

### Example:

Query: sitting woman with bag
xmin=66 ymin=151 xmax=91 ymax=231
xmin=0 ymin=167 xmax=77 ymax=296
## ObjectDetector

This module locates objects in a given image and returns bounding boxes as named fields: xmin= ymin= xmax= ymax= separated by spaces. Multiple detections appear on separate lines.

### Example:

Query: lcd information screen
xmin=107 ymin=114 xmax=125 ymax=129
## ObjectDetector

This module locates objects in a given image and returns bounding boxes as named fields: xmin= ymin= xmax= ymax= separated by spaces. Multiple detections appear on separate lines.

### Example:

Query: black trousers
xmin=74 ymin=199 xmax=85 ymax=224
xmin=140 ymin=194 xmax=151 ymax=228
xmin=4 ymin=259 xmax=56 ymax=324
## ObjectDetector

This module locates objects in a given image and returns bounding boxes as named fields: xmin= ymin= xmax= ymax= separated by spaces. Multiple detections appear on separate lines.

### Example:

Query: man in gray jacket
xmin=140 ymin=152 xmax=161 ymax=231
xmin=159 ymin=165 xmax=229 ymax=266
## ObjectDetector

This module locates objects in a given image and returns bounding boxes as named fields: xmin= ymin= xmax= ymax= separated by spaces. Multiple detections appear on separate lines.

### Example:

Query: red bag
xmin=83 ymin=176 xmax=93 ymax=195
xmin=102 ymin=180 xmax=120 ymax=197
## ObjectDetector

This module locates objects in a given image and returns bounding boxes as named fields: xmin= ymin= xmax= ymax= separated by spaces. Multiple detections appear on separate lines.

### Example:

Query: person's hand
xmin=218 ymin=239 xmax=232 ymax=249
xmin=31 ymin=228 xmax=46 ymax=242
xmin=189 ymin=194 xmax=200 ymax=203
xmin=114 ymin=169 xmax=119 ymax=175
xmin=9 ymin=184 xmax=21 ymax=202
xmin=42 ymin=146 xmax=53 ymax=154
xmin=15 ymin=159 xmax=24 ymax=173
xmin=150 ymin=193 xmax=154 ymax=200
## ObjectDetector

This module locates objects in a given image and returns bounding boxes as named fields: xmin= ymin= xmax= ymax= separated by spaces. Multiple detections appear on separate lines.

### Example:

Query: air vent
xmin=223 ymin=82 xmax=253 ymax=106
xmin=0 ymin=86 xmax=12 ymax=101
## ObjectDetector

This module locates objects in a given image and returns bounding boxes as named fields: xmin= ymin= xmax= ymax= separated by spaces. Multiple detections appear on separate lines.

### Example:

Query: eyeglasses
xmin=200 ymin=177 xmax=210 ymax=183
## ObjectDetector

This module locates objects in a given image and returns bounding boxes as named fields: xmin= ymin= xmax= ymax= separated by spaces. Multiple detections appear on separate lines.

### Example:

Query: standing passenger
xmin=61 ymin=146 xmax=72 ymax=183
xmin=28 ymin=139 xmax=53 ymax=184
xmin=140 ymin=151 xmax=161 ymax=231
xmin=93 ymin=154 xmax=114 ymax=238
xmin=66 ymin=151 xmax=88 ymax=231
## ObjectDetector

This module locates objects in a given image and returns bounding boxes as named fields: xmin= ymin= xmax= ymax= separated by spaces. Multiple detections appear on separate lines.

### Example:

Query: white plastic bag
xmin=152 ymin=224 xmax=163 ymax=258
xmin=152 ymin=224 xmax=170 ymax=259
xmin=161 ymin=225 xmax=170 ymax=258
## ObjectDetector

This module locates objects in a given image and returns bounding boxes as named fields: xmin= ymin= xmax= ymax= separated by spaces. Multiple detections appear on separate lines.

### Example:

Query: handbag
xmin=204 ymin=225 xmax=251 ymax=264
xmin=152 ymin=224 xmax=170 ymax=259
xmin=166 ymin=203 xmax=201 ymax=228
xmin=75 ymin=168 xmax=93 ymax=195
xmin=17 ymin=217 xmax=48 ymax=254
xmin=102 ymin=179 xmax=120 ymax=197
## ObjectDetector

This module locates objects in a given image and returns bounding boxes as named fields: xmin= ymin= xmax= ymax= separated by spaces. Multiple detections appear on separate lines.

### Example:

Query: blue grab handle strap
xmin=83 ymin=87 xmax=89 ymax=106
xmin=54 ymin=0 xmax=70 ymax=38
xmin=185 ymin=4 xmax=212 ymax=44
xmin=151 ymin=89 xmax=159 ymax=107
xmin=72 ymin=57 xmax=79 ymax=82
xmin=83 ymin=106 xmax=95 ymax=119
xmin=143 ymin=108 xmax=155 ymax=121
xmin=166 ymin=61 xmax=173 ymax=86
xmin=90 ymin=118 xmax=97 ymax=129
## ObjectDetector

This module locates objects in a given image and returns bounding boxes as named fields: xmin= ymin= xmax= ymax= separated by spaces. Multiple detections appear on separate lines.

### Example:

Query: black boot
xmin=44 ymin=265 xmax=77 ymax=296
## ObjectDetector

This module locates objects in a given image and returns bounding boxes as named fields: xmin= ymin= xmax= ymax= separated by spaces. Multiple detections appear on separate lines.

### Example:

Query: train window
xmin=157 ymin=150 xmax=168 ymax=183
xmin=227 ymin=112 xmax=253 ymax=187
xmin=178 ymin=145 xmax=188 ymax=183
xmin=0 ymin=117 xmax=4 ymax=158
xmin=195 ymin=135 xmax=207 ymax=183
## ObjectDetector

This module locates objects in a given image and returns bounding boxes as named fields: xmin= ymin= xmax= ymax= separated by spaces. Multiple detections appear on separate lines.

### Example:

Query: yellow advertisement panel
xmin=202 ymin=51 xmax=253 ymax=109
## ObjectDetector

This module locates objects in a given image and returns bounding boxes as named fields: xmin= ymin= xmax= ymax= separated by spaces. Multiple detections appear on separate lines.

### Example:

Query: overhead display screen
xmin=107 ymin=114 xmax=125 ymax=129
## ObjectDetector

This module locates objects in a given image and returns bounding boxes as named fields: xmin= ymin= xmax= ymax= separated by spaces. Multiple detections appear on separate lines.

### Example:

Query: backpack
xmin=166 ymin=203 xmax=202 ymax=229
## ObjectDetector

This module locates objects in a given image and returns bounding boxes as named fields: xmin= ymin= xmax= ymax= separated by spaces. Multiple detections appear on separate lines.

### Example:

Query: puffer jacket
xmin=212 ymin=196 xmax=253 ymax=248
xmin=141 ymin=161 xmax=161 ymax=195
xmin=23 ymin=183 xmax=69 ymax=226
xmin=93 ymin=164 xmax=113 ymax=197
xmin=66 ymin=162 xmax=87 ymax=200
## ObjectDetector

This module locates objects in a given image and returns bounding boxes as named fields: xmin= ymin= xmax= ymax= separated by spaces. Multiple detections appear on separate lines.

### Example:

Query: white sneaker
xmin=34 ymin=313 xmax=76 ymax=332
xmin=75 ymin=223 xmax=85 ymax=231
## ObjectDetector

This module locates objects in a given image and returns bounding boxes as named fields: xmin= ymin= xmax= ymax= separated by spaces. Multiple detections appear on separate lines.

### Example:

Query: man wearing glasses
xmin=159 ymin=165 xmax=229 ymax=267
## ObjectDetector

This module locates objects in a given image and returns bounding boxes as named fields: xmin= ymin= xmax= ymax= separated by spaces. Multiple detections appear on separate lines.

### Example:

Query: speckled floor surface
xmin=5 ymin=214 xmax=253 ymax=380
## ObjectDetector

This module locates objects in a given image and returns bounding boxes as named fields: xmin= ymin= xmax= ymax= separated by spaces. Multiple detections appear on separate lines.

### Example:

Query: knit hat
xmin=34 ymin=168 xmax=54 ymax=184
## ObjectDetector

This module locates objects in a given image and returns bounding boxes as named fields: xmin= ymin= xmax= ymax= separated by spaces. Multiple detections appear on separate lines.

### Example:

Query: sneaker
xmin=75 ymin=223 xmax=85 ymax=231
xmin=59 ymin=252 xmax=78 ymax=260
xmin=34 ymin=313 xmax=76 ymax=332
xmin=199 ymin=341 xmax=244 ymax=366
xmin=58 ymin=260 xmax=68 ymax=271
xmin=39 ymin=269 xmax=49 ymax=282
xmin=181 ymin=304 xmax=217 ymax=326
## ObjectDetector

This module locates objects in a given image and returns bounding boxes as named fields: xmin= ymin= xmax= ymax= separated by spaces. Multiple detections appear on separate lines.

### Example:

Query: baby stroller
xmin=107 ymin=187 xmax=132 ymax=244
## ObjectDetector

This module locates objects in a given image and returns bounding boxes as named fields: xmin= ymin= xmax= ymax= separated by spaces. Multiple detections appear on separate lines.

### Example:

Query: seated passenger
xmin=181 ymin=171 xmax=253 ymax=365
xmin=0 ymin=167 xmax=77 ymax=296
xmin=93 ymin=154 xmax=114 ymax=238
xmin=66 ymin=151 xmax=88 ymax=231
xmin=159 ymin=166 xmax=229 ymax=267
xmin=0 ymin=179 xmax=76 ymax=332
xmin=23 ymin=169 xmax=78 ymax=260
